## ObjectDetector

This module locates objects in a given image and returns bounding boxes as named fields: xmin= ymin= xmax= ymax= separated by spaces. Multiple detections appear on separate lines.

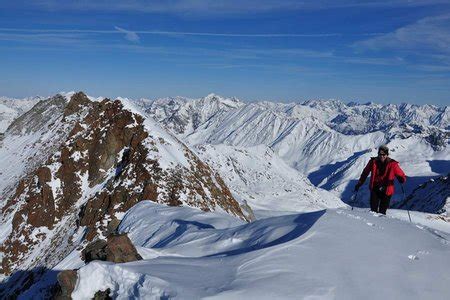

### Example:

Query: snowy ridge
xmin=143 ymin=93 xmax=244 ymax=135
xmin=0 ymin=96 xmax=42 ymax=133
xmin=300 ymin=99 xmax=449 ymax=133
xmin=0 ymin=94 xmax=71 ymax=202
xmin=65 ymin=201 xmax=450 ymax=299
xmin=182 ymin=100 xmax=388 ymax=175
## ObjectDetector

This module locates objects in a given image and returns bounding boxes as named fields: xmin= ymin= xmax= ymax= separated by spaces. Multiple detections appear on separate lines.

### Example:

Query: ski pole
xmin=351 ymin=190 xmax=358 ymax=211
xmin=401 ymin=184 xmax=411 ymax=223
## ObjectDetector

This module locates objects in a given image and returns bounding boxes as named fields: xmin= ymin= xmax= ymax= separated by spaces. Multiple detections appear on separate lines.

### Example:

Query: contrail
xmin=0 ymin=27 xmax=385 ymax=37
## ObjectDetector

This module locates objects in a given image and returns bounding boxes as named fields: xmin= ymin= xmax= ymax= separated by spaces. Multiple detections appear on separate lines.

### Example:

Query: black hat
xmin=378 ymin=145 xmax=389 ymax=155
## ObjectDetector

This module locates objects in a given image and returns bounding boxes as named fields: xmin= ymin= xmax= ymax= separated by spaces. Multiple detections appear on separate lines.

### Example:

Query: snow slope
xmin=65 ymin=202 xmax=450 ymax=300
xmin=194 ymin=144 xmax=344 ymax=215
xmin=0 ymin=95 xmax=70 ymax=201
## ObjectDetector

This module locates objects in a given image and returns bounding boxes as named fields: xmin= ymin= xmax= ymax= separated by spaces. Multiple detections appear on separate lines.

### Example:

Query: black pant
xmin=370 ymin=188 xmax=391 ymax=215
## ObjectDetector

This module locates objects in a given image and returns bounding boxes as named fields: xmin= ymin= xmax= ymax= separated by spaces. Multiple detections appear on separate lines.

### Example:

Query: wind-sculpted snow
xmin=68 ymin=202 xmax=450 ymax=299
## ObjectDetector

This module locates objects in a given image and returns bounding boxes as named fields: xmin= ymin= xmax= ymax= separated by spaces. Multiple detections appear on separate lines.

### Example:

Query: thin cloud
xmin=353 ymin=14 xmax=450 ymax=72
xmin=114 ymin=26 xmax=140 ymax=42
xmin=0 ymin=32 xmax=89 ymax=44
xmin=412 ymin=64 xmax=450 ymax=72
xmin=354 ymin=14 xmax=450 ymax=54
xmin=2 ymin=25 xmax=449 ymax=73
xmin=343 ymin=56 xmax=406 ymax=66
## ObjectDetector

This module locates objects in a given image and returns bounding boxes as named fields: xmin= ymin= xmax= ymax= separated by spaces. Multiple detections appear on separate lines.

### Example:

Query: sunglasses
xmin=378 ymin=152 xmax=387 ymax=157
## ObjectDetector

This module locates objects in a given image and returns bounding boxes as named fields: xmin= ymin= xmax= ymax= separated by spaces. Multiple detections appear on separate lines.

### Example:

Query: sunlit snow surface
xmin=68 ymin=202 xmax=450 ymax=300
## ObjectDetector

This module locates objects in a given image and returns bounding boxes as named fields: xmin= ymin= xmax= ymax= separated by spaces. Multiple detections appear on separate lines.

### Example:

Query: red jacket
xmin=358 ymin=157 xmax=406 ymax=196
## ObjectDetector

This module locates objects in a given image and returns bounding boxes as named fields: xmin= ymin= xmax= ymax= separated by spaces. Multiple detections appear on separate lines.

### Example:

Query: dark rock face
xmin=105 ymin=234 xmax=143 ymax=263
xmin=1 ymin=91 xmax=246 ymax=282
xmin=82 ymin=240 xmax=108 ymax=263
xmin=93 ymin=289 xmax=112 ymax=300
xmin=54 ymin=270 xmax=78 ymax=300
xmin=63 ymin=92 xmax=92 ymax=117
xmin=82 ymin=234 xmax=142 ymax=263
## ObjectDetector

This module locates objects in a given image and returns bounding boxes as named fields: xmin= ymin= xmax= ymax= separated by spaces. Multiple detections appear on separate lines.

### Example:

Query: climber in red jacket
xmin=354 ymin=145 xmax=406 ymax=214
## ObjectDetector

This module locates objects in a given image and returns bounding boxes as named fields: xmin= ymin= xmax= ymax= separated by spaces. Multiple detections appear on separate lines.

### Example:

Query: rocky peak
xmin=1 ymin=92 xmax=247 ymax=279
xmin=63 ymin=91 xmax=92 ymax=117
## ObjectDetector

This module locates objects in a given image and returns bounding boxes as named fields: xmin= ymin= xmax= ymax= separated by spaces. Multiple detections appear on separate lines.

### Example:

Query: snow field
xmin=71 ymin=202 xmax=450 ymax=300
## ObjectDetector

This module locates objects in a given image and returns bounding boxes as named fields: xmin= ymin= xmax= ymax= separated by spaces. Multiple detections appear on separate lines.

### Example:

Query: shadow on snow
xmin=0 ymin=267 xmax=59 ymax=299
xmin=153 ymin=220 xmax=215 ymax=248
xmin=208 ymin=210 xmax=325 ymax=257
xmin=427 ymin=160 xmax=450 ymax=174
xmin=307 ymin=150 xmax=368 ymax=187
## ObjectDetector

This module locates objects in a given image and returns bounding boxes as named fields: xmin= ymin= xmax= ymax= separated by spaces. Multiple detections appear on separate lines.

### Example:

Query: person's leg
xmin=379 ymin=194 xmax=392 ymax=215
xmin=370 ymin=190 xmax=380 ymax=213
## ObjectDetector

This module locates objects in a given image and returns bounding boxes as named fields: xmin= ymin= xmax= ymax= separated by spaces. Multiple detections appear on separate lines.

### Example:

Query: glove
xmin=354 ymin=183 xmax=362 ymax=192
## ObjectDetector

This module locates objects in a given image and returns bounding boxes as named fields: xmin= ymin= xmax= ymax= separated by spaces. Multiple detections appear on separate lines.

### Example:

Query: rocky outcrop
xmin=54 ymin=270 xmax=78 ymax=300
xmin=82 ymin=234 xmax=142 ymax=263
xmin=1 ymin=92 xmax=247 ymax=281
xmin=105 ymin=234 xmax=143 ymax=263
xmin=93 ymin=289 xmax=112 ymax=300
xmin=81 ymin=240 xmax=108 ymax=263
xmin=55 ymin=233 xmax=140 ymax=299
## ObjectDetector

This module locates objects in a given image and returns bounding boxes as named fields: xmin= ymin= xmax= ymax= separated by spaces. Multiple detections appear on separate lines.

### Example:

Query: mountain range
xmin=0 ymin=92 xmax=448 ymax=298
xmin=139 ymin=93 xmax=449 ymax=207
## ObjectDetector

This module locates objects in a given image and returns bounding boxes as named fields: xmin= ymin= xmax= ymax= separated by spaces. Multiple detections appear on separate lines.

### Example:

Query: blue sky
xmin=0 ymin=1 xmax=450 ymax=104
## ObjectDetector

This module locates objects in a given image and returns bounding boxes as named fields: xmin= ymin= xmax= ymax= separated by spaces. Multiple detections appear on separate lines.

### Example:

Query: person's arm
xmin=355 ymin=159 xmax=373 ymax=191
xmin=358 ymin=159 xmax=373 ymax=185
xmin=394 ymin=162 xmax=406 ymax=184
